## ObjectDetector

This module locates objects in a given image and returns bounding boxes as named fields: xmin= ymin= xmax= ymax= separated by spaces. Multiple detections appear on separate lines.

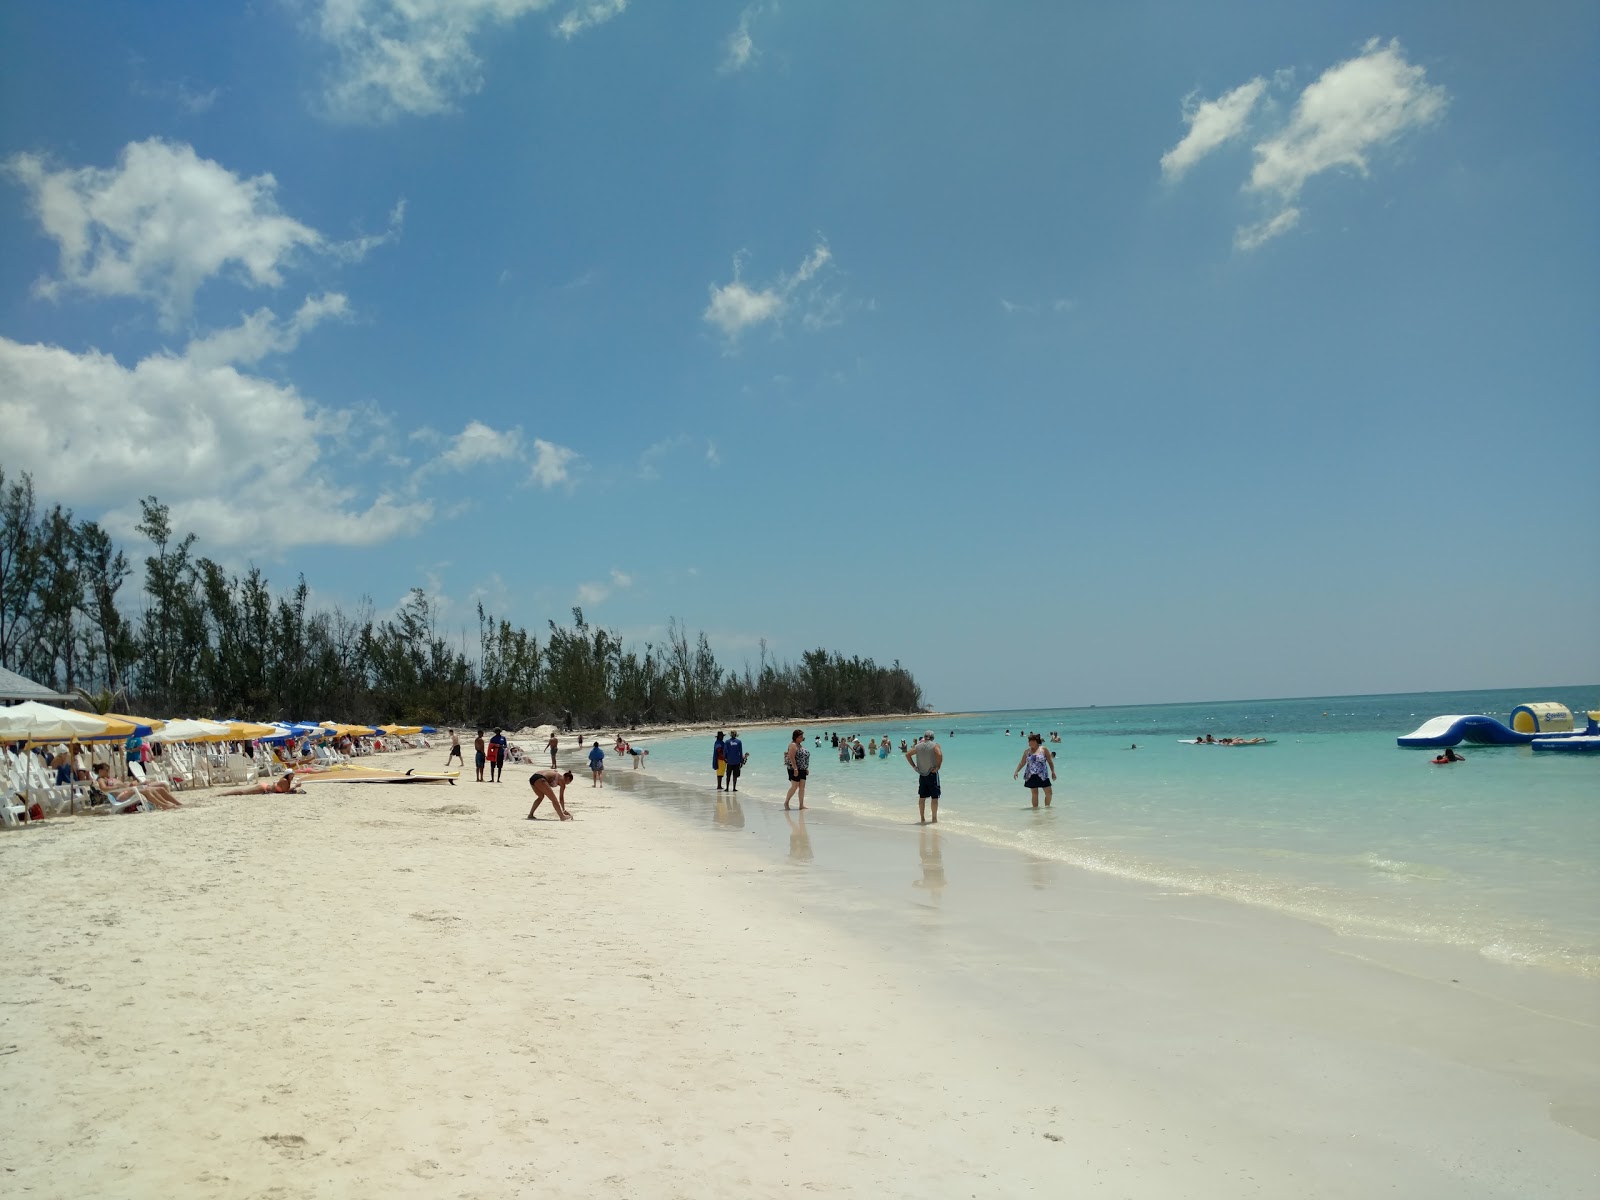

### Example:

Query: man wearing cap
xmin=723 ymin=730 xmax=745 ymax=792
xmin=905 ymin=731 xmax=944 ymax=824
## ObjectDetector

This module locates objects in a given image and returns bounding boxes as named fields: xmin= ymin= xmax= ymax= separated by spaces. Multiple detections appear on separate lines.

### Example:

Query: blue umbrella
xmin=421 ymin=725 xmax=439 ymax=734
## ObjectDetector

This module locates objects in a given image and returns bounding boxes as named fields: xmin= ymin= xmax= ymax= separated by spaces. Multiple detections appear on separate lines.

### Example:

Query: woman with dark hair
xmin=783 ymin=728 xmax=810 ymax=811
xmin=1013 ymin=733 xmax=1057 ymax=809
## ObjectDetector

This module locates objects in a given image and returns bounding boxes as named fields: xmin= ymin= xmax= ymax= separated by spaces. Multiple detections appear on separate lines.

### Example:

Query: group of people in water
xmin=1190 ymin=734 xmax=1270 ymax=745
xmin=702 ymin=726 xmax=1066 ymax=823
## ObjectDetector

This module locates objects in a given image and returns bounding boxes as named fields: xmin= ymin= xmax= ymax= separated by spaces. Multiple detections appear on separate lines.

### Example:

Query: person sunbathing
xmin=220 ymin=771 xmax=306 ymax=796
xmin=91 ymin=763 xmax=182 ymax=811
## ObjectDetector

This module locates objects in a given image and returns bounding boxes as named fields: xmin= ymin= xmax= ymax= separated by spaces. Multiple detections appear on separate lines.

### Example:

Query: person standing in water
xmin=587 ymin=739 xmax=605 ymax=786
xmin=906 ymin=731 xmax=943 ymax=824
xmin=1014 ymin=733 xmax=1057 ymax=808
xmin=713 ymin=731 xmax=727 ymax=791
xmin=783 ymin=728 xmax=809 ymax=810
xmin=723 ymin=730 xmax=745 ymax=792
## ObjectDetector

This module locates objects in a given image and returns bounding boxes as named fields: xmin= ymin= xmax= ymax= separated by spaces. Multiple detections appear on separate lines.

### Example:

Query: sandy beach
xmin=3 ymin=744 xmax=1596 ymax=1198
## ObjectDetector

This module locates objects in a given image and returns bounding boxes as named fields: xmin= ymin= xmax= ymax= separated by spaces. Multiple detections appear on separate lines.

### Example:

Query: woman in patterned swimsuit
xmin=1012 ymin=734 xmax=1057 ymax=809
xmin=784 ymin=729 xmax=810 ymax=811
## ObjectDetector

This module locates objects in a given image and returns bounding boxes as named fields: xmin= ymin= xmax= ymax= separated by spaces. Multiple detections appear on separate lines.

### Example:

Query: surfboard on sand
xmin=301 ymin=766 xmax=459 ymax=786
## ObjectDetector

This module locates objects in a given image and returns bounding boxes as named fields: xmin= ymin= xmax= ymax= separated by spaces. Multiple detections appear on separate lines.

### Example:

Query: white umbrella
xmin=149 ymin=718 xmax=232 ymax=743
xmin=0 ymin=701 xmax=122 ymax=742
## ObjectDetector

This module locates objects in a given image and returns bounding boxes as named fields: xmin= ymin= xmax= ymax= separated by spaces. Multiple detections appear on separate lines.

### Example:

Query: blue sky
xmin=1 ymin=1 xmax=1596 ymax=710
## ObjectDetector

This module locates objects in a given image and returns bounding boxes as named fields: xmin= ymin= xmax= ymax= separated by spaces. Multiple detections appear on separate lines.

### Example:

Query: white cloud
xmin=440 ymin=420 xmax=525 ymax=470
xmin=6 ymin=140 xmax=320 ymax=326
xmin=703 ymin=239 xmax=839 ymax=343
xmin=555 ymin=0 xmax=627 ymax=40
xmin=1234 ymin=208 xmax=1302 ymax=251
xmin=705 ymin=441 xmax=720 ymax=466
xmin=575 ymin=567 xmax=632 ymax=607
xmin=309 ymin=0 xmax=624 ymax=122
xmin=4 ymin=139 xmax=399 ymax=327
xmin=529 ymin=438 xmax=578 ymax=488
xmin=704 ymin=277 xmax=784 ymax=338
xmin=1160 ymin=79 xmax=1266 ymax=180
xmin=183 ymin=292 xmax=351 ymax=367
xmin=1244 ymin=38 xmax=1447 ymax=225
xmin=721 ymin=3 xmax=772 ymax=73
xmin=1163 ymin=39 xmax=1447 ymax=250
xmin=0 ymin=334 xmax=431 ymax=549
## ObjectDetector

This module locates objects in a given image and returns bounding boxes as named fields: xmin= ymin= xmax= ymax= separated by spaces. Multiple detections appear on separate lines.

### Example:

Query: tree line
xmin=0 ymin=469 xmax=925 ymax=727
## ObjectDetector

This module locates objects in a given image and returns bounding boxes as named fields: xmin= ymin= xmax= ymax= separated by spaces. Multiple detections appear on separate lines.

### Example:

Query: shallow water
xmin=633 ymin=686 xmax=1600 ymax=975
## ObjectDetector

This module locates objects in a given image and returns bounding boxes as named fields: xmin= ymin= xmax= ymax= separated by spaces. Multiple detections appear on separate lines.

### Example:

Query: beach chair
xmin=1 ymin=784 xmax=29 ymax=827
xmin=226 ymin=753 xmax=257 ymax=784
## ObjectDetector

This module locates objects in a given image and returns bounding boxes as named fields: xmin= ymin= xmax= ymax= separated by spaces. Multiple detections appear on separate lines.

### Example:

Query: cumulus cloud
xmin=308 ymin=0 xmax=625 ymax=122
xmin=0 ymin=334 xmax=431 ymax=549
xmin=555 ymin=0 xmax=627 ymax=40
xmin=4 ymin=139 xmax=399 ymax=326
xmin=183 ymin=292 xmax=351 ymax=367
xmin=1160 ymin=78 xmax=1266 ymax=180
xmin=1163 ymin=39 xmax=1447 ymax=249
xmin=575 ymin=568 xmax=632 ymax=607
xmin=1246 ymin=39 xmax=1447 ymax=208
xmin=703 ymin=239 xmax=839 ymax=343
xmin=529 ymin=438 xmax=578 ymax=488
xmin=439 ymin=420 xmax=525 ymax=470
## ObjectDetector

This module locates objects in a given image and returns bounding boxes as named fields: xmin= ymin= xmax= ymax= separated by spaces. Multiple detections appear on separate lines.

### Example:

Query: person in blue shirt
xmin=588 ymin=740 xmax=606 ymax=787
xmin=488 ymin=728 xmax=508 ymax=782
xmin=723 ymin=730 xmax=746 ymax=792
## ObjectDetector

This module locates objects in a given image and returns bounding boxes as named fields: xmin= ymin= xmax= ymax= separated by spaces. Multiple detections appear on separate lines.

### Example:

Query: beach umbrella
xmin=63 ymin=710 xmax=139 ymax=739
xmin=105 ymin=712 xmax=166 ymax=734
xmin=420 ymin=725 xmax=439 ymax=734
xmin=225 ymin=721 xmax=277 ymax=740
xmin=150 ymin=718 xmax=232 ymax=743
xmin=0 ymin=701 xmax=129 ymax=743
xmin=379 ymin=724 xmax=423 ymax=736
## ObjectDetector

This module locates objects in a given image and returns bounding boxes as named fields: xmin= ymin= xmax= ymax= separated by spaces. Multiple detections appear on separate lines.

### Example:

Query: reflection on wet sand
xmin=714 ymin=793 xmax=744 ymax=831
xmin=1024 ymin=853 xmax=1053 ymax=892
xmin=786 ymin=810 xmax=814 ymax=863
xmin=914 ymin=828 xmax=945 ymax=903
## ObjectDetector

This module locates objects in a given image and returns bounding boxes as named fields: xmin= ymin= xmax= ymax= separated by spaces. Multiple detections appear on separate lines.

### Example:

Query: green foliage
xmin=0 ymin=474 xmax=925 ymax=724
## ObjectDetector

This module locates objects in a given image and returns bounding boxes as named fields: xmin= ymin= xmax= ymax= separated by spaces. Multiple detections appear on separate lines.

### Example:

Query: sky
xmin=1 ymin=1 xmax=1596 ymax=711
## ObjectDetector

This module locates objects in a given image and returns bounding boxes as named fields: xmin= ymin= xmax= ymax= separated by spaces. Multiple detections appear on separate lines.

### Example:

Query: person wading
xmin=905 ymin=731 xmax=943 ymax=824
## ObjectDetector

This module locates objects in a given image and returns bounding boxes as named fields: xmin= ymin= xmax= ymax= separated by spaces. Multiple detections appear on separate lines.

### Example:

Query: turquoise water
xmin=634 ymin=686 xmax=1600 ymax=975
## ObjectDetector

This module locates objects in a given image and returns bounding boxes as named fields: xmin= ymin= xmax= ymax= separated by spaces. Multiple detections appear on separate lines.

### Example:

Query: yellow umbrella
xmin=379 ymin=724 xmax=424 ymax=736
xmin=106 ymin=712 xmax=167 ymax=733
xmin=62 ymin=710 xmax=138 ymax=740
xmin=226 ymin=721 xmax=277 ymax=739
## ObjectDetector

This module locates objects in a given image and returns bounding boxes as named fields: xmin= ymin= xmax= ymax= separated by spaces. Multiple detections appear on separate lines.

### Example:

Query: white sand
xmin=4 ymin=747 xmax=1596 ymax=1197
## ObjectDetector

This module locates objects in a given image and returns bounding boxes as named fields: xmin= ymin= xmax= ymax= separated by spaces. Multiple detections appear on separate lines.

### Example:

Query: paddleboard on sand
xmin=302 ymin=767 xmax=459 ymax=785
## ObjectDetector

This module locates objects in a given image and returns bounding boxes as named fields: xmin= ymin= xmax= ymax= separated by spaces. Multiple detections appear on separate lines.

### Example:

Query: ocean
xmin=631 ymin=686 xmax=1600 ymax=976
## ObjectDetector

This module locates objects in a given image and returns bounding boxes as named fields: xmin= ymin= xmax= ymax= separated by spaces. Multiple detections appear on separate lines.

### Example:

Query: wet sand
xmin=2 ymin=745 xmax=1596 ymax=1197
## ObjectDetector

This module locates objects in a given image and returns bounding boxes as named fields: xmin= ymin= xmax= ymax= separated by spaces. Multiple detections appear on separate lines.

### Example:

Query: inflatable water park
xmin=1398 ymin=702 xmax=1600 ymax=753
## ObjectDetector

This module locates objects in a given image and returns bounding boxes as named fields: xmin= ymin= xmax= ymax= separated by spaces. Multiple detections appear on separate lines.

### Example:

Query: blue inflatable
xmin=1397 ymin=710 xmax=1599 ymax=748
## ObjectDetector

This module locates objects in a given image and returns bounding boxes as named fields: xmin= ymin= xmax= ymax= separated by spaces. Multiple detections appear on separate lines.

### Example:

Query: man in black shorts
xmin=723 ymin=729 xmax=744 ymax=791
xmin=905 ymin=731 xmax=943 ymax=824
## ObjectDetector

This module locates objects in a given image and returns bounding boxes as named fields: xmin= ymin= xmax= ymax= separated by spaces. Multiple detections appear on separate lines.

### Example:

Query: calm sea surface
xmin=636 ymin=686 xmax=1600 ymax=976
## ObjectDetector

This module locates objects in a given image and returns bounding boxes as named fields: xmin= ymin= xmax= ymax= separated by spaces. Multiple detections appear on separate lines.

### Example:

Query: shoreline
xmin=3 ymin=746 xmax=1595 ymax=1195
